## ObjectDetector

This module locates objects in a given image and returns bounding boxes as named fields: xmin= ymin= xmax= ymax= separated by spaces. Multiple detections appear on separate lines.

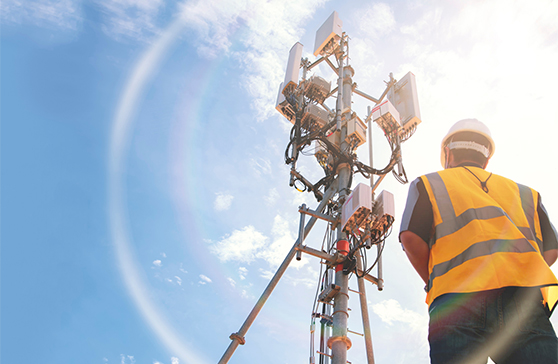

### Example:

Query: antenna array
xmin=219 ymin=10 xmax=422 ymax=364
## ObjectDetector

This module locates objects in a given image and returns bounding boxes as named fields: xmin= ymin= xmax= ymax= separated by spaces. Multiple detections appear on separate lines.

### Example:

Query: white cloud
xmin=256 ymin=215 xmax=302 ymax=269
xmin=259 ymin=264 xmax=316 ymax=288
xmin=0 ymin=0 xmax=82 ymax=30
xmin=179 ymin=267 xmax=188 ymax=274
xmin=1 ymin=0 xmax=165 ymax=43
xmin=210 ymin=215 xmax=305 ymax=271
xmin=259 ymin=268 xmax=274 ymax=280
xmin=95 ymin=0 xmax=164 ymax=42
xmin=239 ymin=267 xmax=248 ymax=280
xmin=174 ymin=276 xmax=182 ymax=286
xmin=171 ymin=358 xmax=180 ymax=364
xmin=166 ymin=278 xmax=173 ymax=283
xmin=210 ymin=225 xmax=268 ymax=263
xmin=178 ymin=0 xmax=327 ymax=120
xmin=120 ymin=354 xmax=135 ymax=364
xmin=369 ymin=299 xmax=430 ymax=362
xmin=288 ymin=273 xmax=318 ymax=289
xmin=152 ymin=259 xmax=162 ymax=267
xmin=399 ymin=7 xmax=442 ymax=39
xmin=153 ymin=362 xmax=163 ymax=364
xmin=290 ymin=188 xmax=315 ymax=208
xmin=264 ymin=188 xmax=280 ymax=206
xmin=291 ymin=265 xmax=320 ymax=289
xmin=199 ymin=274 xmax=212 ymax=284
xmin=250 ymin=157 xmax=272 ymax=177
xmin=356 ymin=3 xmax=396 ymax=38
xmin=227 ymin=277 xmax=236 ymax=287
xmin=178 ymin=0 xmax=242 ymax=57
xmin=161 ymin=252 xmax=166 ymax=258
xmin=372 ymin=299 xmax=428 ymax=331
xmin=214 ymin=192 xmax=234 ymax=211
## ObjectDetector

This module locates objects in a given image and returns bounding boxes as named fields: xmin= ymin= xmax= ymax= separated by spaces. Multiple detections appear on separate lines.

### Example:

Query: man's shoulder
xmin=485 ymin=171 xmax=538 ymax=193
xmin=416 ymin=170 xmax=445 ymax=183
xmin=419 ymin=168 xmax=539 ymax=195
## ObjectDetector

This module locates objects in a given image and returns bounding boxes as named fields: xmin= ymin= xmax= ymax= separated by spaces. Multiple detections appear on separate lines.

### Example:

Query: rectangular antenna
xmin=372 ymin=99 xmax=400 ymax=133
xmin=283 ymin=42 xmax=304 ymax=92
xmin=276 ymin=82 xmax=296 ymax=122
xmin=387 ymin=72 xmax=421 ymax=132
xmin=341 ymin=183 xmax=372 ymax=232
xmin=345 ymin=116 xmax=367 ymax=148
xmin=313 ymin=11 xmax=343 ymax=56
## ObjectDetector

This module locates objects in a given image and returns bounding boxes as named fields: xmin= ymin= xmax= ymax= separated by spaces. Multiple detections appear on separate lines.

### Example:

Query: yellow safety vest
xmin=420 ymin=167 xmax=558 ymax=313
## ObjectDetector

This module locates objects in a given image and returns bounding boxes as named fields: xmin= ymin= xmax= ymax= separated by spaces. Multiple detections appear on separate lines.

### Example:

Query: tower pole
xmin=330 ymin=34 xmax=353 ymax=364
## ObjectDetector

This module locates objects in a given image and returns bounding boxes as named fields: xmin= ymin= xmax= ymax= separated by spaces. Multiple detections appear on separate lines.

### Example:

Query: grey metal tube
xmin=296 ymin=204 xmax=306 ymax=261
xmin=368 ymin=105 xmax=374 ymax=193
xmin=331 ymin=35 xmax=352 ymax=364
xmin=335 ymin=37 xmax=345 ymax=131
xmin=354 ymin=88 xmax=379 ymax=104
xmin=367 ymin=107 xmax=384 ymax=292
xmin=342 ymin=66 xmax=353 ymax=115
xmin=331 ymin=269 xmax=350 ymax=364
xmin=331 ymin=163 xmax=351 ymax=364
xmin=377 ymin=244 xmax=384 ymax=291
xmin=218 ymin=182 xmax=337 ymax=364
xmin=356 ymin=250 xmax=375 ymax=364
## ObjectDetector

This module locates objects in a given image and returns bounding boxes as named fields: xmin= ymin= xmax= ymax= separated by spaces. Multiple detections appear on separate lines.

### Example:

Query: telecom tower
xmin=219 ymin=11 xmax=421 ymax=364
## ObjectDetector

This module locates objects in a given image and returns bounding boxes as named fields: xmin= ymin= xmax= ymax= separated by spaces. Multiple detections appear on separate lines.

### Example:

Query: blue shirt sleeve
xmin=400 ymin=177 xmax=434 ymax=244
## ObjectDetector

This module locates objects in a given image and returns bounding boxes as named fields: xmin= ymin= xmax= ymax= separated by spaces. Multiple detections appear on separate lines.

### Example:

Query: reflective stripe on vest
xmin=518 ymin=183 xmax=544 ymax=252
xmin=426 ymin=238 xmax=536 ymax=291
xmin=426 ymin=173 xmax=537 ymax=248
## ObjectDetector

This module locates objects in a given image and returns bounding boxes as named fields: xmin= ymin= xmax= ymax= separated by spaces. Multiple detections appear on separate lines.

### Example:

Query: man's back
xmin=417 ymin=166 xmax=558 ymax=309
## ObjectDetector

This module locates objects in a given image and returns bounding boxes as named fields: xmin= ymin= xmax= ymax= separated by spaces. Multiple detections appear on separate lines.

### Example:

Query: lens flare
xmin=108 ymin=16 xmax=209 ymax=364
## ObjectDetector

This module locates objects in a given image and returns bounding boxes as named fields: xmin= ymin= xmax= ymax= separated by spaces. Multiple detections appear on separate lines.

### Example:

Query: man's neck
xmin=451 ymin=161 xmax=484 ymax=169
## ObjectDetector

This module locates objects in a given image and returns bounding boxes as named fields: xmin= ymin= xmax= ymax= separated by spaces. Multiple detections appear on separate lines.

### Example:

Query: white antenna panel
xmin=370 ymin=190 xmax=395 ymax=234
xmin=372 ymin=190 xmax=395 ymax=219
xmin=283 ymin=42 xmax=304 ymax=92
xmin=341 ymin=183 xmax=372 ymax=231
xmin=345 ymin=116 xmax=367 ymax=148
xmin=301 ymin=104 xmax=329 ymax=129
xmin=372 ymin=99 xmax=400 ymax=133
xmin=304 ymin=75 xmax=331 ymax=103
xmin=387 ymin=72 xmax=421 ymax=132
xmin=276 ymin=82 xmax=295 ymax=122
xmin=313 ymin=11 xmax=343 ymax=56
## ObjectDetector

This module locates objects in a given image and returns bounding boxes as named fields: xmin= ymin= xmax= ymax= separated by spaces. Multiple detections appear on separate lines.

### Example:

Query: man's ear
xmin=444 ymin=147 xmax=451 ymax=169
xmin=445 ymin=148 xmax=454 ymax=169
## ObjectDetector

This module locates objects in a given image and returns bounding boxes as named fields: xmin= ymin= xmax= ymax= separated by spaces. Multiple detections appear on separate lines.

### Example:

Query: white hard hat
xmin=440 ymin=118 xmax=495 ymax=168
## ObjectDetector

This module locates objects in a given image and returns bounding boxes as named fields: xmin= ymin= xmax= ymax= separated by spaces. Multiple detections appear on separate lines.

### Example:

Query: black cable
xmin=343 ymin=216 xmax=394 ymax=278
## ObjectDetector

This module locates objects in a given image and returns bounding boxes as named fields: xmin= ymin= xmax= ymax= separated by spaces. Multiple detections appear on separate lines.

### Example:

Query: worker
xmin=399 ymin=118 xmax=558 ymax=363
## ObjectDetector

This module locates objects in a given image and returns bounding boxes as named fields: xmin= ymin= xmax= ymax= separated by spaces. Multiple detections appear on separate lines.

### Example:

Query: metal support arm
xmin=353 ymin=88 xmax=379 ymax=104
xmin=218 ymin=180 xmax=338 ymax=364
xmin=325 ymin=57 xmax=339 ymax=75
xmin=299 ymin=205 xmax=338 ymax=225
xmin=307 ymin=56 xmax=327 ymax=71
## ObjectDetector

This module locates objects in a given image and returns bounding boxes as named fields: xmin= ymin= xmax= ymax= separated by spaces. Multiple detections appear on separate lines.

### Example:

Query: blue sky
xmin=2 ymin=1 xmax=558 ymax=364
